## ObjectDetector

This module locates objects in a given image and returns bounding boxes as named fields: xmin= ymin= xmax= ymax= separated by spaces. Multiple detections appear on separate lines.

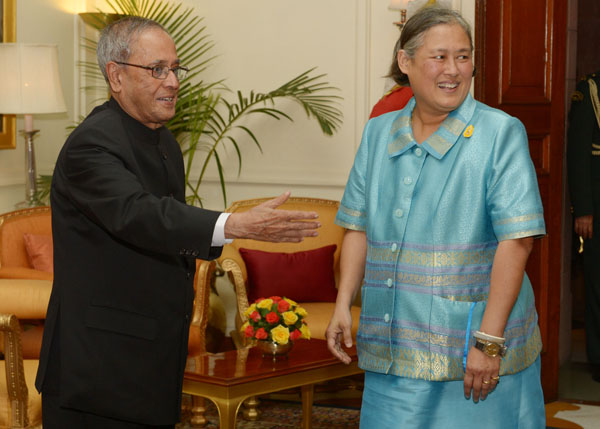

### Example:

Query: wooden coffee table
xmin=183 ymin=339 xmax=361 ymax=428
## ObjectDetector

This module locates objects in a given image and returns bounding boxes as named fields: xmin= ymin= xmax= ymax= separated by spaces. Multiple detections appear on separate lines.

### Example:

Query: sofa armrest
xmin=0 ymin=279 xmax=52 ymax=319
xmin=218 ymin=248 xmax=250 ymax=326
xmin=0 ymin=313 xmax=29 ymax=427
xmin=188 ymin=260 xmax=216 ymax=356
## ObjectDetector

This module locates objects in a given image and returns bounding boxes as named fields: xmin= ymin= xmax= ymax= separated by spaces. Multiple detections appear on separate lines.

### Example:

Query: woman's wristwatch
xmin=473 ymin=331 xmax=507 ymax=358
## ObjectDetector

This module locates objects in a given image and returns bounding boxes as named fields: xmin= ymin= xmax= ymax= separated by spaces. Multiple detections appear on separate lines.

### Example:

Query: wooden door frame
xmin=474 ymin=0 xmax=566 ymax=401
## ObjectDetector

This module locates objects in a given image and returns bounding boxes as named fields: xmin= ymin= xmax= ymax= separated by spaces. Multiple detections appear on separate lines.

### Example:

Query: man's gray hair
xmin=97 ymin=16 xmax=169 ymax=82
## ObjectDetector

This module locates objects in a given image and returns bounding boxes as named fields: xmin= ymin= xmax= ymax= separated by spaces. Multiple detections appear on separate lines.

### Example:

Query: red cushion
xmin=239 ymin=245 xmax=338 ymax=303
xmin=22 ymin=233 xmax=54 ymax=273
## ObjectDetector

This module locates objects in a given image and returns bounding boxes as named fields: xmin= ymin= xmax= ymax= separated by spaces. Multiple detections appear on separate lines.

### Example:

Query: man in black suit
xmin=35 ymin=17 xmax=320 ymax=428
xmin=568 ymin=70 xmax=600 ymax=383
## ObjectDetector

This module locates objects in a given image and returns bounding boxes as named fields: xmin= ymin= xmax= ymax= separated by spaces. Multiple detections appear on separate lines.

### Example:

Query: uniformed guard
xmin=567 ymin=70 xmax=600 ymax=383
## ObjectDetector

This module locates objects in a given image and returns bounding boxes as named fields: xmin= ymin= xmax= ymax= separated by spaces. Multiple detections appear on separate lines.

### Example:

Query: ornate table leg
xmin=214 ymin=398 xmax=243 ymax=429
xmin=242 ymin=395 xmax=261 ymax=420
xmin=301 ymin=384 xmax=315 ymax=429
xmin=190 ymin=396 xmax=207 ymax=427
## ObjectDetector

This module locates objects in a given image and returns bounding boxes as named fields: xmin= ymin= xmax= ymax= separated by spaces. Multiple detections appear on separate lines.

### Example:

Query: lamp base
xmin=15 ymin=129 xmax=41 ymax=209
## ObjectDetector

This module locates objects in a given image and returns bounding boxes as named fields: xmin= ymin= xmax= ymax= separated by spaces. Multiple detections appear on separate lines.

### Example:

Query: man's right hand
xmin=224 ymin=191 xmax=321 ymax=242
xmin=575 ymin=215 xmax=594 ymax=239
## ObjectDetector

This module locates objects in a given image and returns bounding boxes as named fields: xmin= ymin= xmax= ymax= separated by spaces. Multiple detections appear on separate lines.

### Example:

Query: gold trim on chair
xmin=0 ymin=313 xmax=29 ymax=428
xmin=226 ymin=197 xmax=340 ymax=213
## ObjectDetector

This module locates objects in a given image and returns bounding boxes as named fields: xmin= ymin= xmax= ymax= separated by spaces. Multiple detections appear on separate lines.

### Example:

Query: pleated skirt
xmin=359 ymin=356 xmax=545 ymax=429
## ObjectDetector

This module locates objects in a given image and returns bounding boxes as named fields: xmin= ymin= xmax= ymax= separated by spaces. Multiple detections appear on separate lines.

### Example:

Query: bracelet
xmin=474 ymin=330 xmax=505 ymax=344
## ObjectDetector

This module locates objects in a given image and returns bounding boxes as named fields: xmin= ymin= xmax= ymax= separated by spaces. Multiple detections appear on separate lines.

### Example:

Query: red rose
xmin=266 ymin=312 xmax=279 ymax=324
xmin=270 ymin=296 xmax=282 ymax=302
xmin=277 ymin=300 xmax=290 ymax=313
xmin=250 ymin=311 xmax=261 ymax=322
xmin=289 ymin=329 xmax=302 ymax=341
xmin=244 ymin=325 xmax=254 ymax=337
xmin=255 ymin=328 xmax=268 ymax=340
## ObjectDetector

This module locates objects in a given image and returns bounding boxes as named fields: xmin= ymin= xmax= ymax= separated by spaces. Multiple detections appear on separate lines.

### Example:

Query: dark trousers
xmin=42 ymin=393 xmax=175 ymax=429
xmin=584 ymin=228 xmax=600 ymax=365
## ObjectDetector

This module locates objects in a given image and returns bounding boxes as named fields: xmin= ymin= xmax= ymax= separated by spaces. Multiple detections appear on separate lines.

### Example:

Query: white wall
xmin=0 ymin=0 xmax=474 ymax=212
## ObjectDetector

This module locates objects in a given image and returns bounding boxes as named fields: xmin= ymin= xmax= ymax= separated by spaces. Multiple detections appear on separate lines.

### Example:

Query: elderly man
xmin=35 ymin=17 xmax=320 ymax=428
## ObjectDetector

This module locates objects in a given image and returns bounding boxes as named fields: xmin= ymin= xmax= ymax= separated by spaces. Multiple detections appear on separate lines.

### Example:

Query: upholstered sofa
xmin=217 ymin=197 xmax=361 ymax=345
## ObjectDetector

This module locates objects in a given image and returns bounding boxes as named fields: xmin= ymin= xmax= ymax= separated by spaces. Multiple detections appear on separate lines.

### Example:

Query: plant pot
xmin=256 ymin=340 xmax=293 ymax=360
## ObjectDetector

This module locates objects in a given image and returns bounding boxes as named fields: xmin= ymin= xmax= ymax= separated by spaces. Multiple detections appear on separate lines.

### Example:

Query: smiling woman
xmin=0 ymin=0 xmax=16 ymax=150
xmin=326 ymin=6 xmax=547 ymax=428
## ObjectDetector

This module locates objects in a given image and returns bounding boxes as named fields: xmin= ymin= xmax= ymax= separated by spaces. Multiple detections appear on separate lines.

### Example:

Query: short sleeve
xmin=335 ymin=121 xmax=372 ymax=231
xmin=487 ymin=117 xmax=546 ymax=241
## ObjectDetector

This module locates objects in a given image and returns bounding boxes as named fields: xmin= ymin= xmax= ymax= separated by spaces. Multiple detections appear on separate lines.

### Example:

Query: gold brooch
xmin=463 ymin=125 xmax=474 ymax=138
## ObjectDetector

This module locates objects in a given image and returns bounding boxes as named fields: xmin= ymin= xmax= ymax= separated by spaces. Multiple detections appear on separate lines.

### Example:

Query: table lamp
xmin=0 ymin=43 xmax=66 ymax=207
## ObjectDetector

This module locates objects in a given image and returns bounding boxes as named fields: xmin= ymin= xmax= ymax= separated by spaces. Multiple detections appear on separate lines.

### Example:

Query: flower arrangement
xmin=241 ymin=296 xmax=311 ymax=345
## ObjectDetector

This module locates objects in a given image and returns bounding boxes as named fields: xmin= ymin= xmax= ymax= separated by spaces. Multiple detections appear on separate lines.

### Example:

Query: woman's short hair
xmin=97 ymin=16 xmax=169 ymax=82
xmin=387 ymin=7 xmax=473 ymax=86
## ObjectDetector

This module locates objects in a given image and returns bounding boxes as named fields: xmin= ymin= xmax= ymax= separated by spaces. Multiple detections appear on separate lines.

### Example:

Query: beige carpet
xmin=546 ymin=402 xmax=600 ymax=429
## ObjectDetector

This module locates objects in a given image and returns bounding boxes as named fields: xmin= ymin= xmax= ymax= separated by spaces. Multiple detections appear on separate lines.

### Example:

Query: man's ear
xmin=397 ymin=50 xmax=411 ymax=74
xmin=106 ymin=62 xmax=123 ymax=93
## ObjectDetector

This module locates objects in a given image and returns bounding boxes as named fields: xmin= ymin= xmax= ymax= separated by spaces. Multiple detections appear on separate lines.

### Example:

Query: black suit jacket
xmin=35 ymin=98 xmax=222 ymax=425
xmin=568 ymin=71 xmax=600 ymax=218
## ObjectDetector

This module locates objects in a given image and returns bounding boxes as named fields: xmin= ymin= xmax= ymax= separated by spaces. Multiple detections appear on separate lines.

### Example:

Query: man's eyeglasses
xmin=115 ymin=61 xmax=189 ymax=80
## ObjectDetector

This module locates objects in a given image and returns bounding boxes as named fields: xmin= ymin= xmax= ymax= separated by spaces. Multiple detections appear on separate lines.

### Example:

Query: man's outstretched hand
xmin=224 ymin=192 xmax=321 ymax=242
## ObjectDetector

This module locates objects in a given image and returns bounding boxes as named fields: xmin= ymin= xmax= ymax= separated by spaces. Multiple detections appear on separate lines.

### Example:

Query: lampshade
xmin=0 ymin=43 xmax=66 ymax=115
xmin=389 ymin=0 xmax=410 ymax=10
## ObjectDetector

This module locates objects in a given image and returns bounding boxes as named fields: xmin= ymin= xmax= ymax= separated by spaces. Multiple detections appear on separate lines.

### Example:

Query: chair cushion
xmin=301 ymin=302 xmax=361 ymax=340
xmin=23 ymin=233 xmax=53 ymax=273
xmin=240 ymin=245 xmax=338 ymax=303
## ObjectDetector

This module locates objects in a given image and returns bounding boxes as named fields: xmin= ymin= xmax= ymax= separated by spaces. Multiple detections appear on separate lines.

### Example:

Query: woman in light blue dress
xmin=326 ymin=7 xmax=546 ymax=428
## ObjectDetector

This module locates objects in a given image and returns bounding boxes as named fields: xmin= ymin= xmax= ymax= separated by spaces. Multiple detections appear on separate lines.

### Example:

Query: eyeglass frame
xmin=114 ymin=61 xmax=189 ymax=80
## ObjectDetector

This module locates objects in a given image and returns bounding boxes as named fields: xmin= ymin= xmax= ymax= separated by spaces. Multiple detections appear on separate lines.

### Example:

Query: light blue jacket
xmin=336 ymin=94 xmax=545 ymax=381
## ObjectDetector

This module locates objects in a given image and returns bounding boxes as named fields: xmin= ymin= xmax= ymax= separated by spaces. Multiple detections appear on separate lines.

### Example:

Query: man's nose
xmin=164 ymin=68 xmax=180 ymax=89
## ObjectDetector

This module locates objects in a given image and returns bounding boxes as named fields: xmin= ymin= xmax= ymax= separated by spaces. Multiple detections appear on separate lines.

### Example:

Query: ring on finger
xmin=491 ymin=375 xmax=500 ymax=381
xmin=482 ymin=380 xmax=490 ymax=385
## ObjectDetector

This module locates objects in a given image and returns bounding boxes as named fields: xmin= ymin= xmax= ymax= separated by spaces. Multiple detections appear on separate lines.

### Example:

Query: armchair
xmin=0 ymin=278 xmax=50 ymax=428
xmin=218 ymin=197 xmax=361 ymax=344
xmin=0 ymin=207 xmax=52 ymax=282
xmin=0 ymin=208 xmax=53 ymax=359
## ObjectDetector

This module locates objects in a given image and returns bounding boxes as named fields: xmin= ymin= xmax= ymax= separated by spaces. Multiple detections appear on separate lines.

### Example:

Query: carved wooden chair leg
xmin=242 ymin=396 xmax=261 ymax=420
xmin=189 ymin=395 xmax=208 ymax=428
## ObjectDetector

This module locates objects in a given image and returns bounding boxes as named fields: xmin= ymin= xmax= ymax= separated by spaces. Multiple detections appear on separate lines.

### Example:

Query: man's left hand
xmin=224 ymin=191 xmax=321 ymax=242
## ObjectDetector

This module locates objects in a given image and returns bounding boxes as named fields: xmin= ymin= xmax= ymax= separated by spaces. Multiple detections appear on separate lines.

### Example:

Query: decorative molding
xmin=0 ymin=0 xmax=16 ymax=150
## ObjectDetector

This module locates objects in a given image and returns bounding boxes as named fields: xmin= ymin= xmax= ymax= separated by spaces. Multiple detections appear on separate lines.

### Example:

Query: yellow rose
xmin=283 ymin=311 xmax=298 ymax=325
xmin=300 ymin=324 xmax=311 ymax=340
xmin=240 ymin=321 xmax=249 ymax=331
xmin=244 ymin=304 xmax=257 ymax=317
xmin=257 ymin=299 xmax=274 ymax=309
xmin=270 ymin=325 xmax=290 ymax=344
xmin=295 ymin=306 xmax=307 ymax=317
xmin=284 ymin=297 xmax=297 ymax=307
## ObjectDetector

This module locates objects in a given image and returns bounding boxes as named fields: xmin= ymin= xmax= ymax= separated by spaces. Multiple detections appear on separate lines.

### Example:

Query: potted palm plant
xmin=55 ymin=0 xmax=344 ymax=208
